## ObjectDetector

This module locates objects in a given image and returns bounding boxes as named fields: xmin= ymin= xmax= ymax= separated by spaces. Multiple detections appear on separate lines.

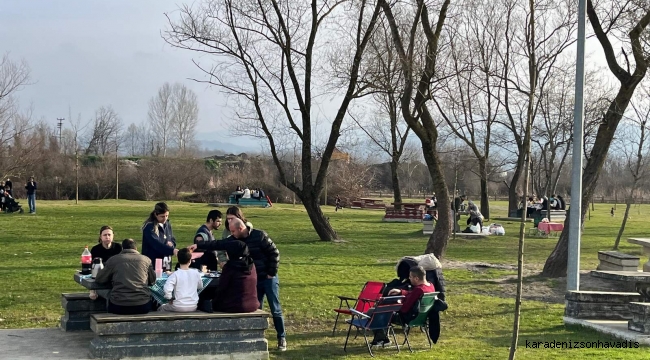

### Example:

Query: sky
xmin=0 ymin=0 xmax=616 ymax=156
xmin=0 ymin=0 xmax=259 ymax=150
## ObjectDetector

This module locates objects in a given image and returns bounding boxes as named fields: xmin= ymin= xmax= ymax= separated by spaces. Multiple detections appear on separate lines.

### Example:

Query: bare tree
xmin=171 ymin=84 xmax=199 ymax=154
xmin=378 ymin=0 xmax=453 ymax=256
xmin=148 ymin=83 xmax=174 ymax=157
xmin=433 ymin=0 xmax=505 ymax=219
xmin=0 ymin=54 xmax=33 ymax=178
xmin=354 ymin=17 xmax=411 ymax=209
xmin=494 ymin=0 xmax=577 ymax=215
xmin=0 ymin=107 xmax=43 ymax=179
xmin=0 ymin=53 xmax=30 ymax=121
xmin=542 ymin=0 xmax=650 ymax=277
xmin=124 ymin=123 xmax=140 ymax=157
xmin=612 ymin=88 xmax=650 ymax=249
xmin=164 ymin=0 xmax=383 ymax=241
xmin=84 ymin=106 xmax=122 ymax=156
xmin=530 ymin=63 xmax=575 ymax=198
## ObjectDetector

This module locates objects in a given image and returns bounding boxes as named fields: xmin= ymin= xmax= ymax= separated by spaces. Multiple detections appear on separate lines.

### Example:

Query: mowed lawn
xmin=0 ymin=200 xmax=649 ymax=359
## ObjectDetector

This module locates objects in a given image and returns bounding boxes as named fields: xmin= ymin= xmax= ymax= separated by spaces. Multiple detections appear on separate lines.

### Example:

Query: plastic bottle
xmin=81 ymin=246 xmax=92 ymax=275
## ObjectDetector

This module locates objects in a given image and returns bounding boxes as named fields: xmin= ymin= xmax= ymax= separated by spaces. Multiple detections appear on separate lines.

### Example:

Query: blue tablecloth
xmin=79 ymin=272 xmax=216 ymax=305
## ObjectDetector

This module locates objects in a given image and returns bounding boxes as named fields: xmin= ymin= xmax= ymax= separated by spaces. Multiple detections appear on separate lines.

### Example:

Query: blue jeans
xmin=27 ymin=193 xmax=36 ymax=213
xmin=258 ymin=275 xmax=286 ymax=339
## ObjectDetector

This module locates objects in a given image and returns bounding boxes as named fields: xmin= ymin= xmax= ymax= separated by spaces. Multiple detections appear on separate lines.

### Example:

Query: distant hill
xmin=196 ymin=131 xmax=264 ymax=154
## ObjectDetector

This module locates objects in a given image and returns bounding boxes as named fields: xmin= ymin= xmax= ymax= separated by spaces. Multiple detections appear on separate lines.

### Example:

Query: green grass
xmin=0 ymin=200 xmax=648 ymax=359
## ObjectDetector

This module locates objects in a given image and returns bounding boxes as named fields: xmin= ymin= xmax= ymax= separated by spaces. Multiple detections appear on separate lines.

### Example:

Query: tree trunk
xmin=390 ymin=159 xmax=402 ymax=210
xmin=479 ymin=159 xmax=490 ymax=219
xmin=422 ymin=142 xmax=452 ymax=258
xmin=508 ymin=154 xmax=525 ymax=214
xmin=542 ymin=85 xmax=639 ymax=277
xmin=302 ymin=192 xmax=339 ymax=241
xmin=613 ymin=198 xmax=633 ymax=250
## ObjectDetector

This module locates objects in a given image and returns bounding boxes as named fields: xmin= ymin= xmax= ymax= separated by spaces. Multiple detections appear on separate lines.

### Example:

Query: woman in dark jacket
xmin=141 ymin=202 xmax=177 ymax=266
xmin=212 ymin=240 xmax=260 ymax=313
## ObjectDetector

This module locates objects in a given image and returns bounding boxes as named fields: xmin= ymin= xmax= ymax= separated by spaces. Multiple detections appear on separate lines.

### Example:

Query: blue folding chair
xmin=343 ymin=296 xmax=404 ymax=357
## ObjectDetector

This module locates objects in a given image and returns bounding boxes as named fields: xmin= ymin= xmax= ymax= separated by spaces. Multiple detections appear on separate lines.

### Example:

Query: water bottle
xmin=163 ymin=257 xmax=170 ymax=272
xmin=91 ymin=258 xmax=104 ymax=278
xmin=81 ymin=246 xmax=92 ymax=275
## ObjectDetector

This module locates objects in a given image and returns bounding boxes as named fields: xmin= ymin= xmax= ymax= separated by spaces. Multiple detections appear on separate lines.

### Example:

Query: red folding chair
xmin=332 ymin=281 xmax=385 ymax=334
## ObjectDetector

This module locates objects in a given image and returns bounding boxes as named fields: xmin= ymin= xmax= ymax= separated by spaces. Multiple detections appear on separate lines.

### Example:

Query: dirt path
xmin=441 ymin=259 xmax=632 ymax=304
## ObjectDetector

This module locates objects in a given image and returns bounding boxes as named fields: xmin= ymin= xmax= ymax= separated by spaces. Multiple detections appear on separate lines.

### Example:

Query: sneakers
xmin=278 ymin=338 xmax=287 ymax=351
xmin=370 ymin=339 xmax=391 ymax=347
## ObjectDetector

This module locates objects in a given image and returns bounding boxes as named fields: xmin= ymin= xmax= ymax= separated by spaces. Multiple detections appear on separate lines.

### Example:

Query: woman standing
xmin=141 ymin=202 xmax=178 ymax=267
xmin=91 ymin=226 xmax=122 ymax=263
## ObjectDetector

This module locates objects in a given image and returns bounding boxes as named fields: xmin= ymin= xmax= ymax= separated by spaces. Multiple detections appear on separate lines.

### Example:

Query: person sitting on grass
xmin=370 ymin=265 xmax=435 ymax=347
xmin=158 ymin=248 xmax=204 ymax=312
xmin=95 ymin=239 xmax=156 ymax=315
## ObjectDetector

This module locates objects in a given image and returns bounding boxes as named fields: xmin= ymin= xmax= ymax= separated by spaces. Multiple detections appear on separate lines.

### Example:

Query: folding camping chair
xmin=332 ymin=281 xmax=385 ymax=334
xmin=395 ymin=292 xmax=439 ymax=352
xmin=343 ymin=296 xmax=404 ymax=357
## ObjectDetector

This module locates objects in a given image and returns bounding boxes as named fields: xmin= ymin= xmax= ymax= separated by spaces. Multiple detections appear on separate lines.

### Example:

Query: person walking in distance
xmin=25 ymin=176 xmax=37 ymax=214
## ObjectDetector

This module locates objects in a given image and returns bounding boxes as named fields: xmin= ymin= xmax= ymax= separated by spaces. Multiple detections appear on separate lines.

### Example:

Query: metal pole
xmin=567 ymin=0 xmax=586 ymax=292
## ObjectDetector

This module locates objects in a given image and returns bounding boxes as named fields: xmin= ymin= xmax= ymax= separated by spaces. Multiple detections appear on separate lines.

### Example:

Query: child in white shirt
xmin=158 ymin=248 xmax=203 ymax=312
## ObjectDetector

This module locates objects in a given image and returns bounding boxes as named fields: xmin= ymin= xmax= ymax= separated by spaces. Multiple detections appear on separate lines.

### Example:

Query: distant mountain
xmin=196 ymin=131 xmax=264 ymax=154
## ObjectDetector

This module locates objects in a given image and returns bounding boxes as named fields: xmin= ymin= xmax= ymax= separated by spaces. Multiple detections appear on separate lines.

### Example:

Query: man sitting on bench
xmin=370 ymin=265 xmax=435 ymax=346
xmin=95 ymin=239 xmax=156 ymax=315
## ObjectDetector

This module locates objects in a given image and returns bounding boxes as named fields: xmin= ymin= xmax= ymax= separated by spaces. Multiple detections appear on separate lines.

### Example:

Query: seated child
xmin=158 ymin=248 xmax=204 ymax=312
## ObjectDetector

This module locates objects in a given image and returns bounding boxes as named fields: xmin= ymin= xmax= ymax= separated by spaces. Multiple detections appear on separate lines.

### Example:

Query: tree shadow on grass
xmin=282 ymin=330 xmax=422 ymax=359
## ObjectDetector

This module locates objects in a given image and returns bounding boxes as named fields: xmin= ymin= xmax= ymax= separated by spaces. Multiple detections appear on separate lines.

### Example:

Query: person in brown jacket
xmin=95 ymin=238 xmax=156 ymax=315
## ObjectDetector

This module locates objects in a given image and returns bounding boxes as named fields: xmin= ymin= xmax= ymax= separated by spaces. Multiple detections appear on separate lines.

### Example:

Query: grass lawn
xmin=0 ymin=200 xmax=648 ymax=359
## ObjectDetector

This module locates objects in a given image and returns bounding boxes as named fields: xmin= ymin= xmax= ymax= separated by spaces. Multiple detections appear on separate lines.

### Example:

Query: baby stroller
xmin=4 ymin=196 xmax=24 ymax=213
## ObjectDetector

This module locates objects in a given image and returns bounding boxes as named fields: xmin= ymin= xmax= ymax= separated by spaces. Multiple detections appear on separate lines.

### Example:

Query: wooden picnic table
xmin=391 ymin=202 xmax=425 ymax=209
xmin=628 ymin=238 xmax=650 ymax=272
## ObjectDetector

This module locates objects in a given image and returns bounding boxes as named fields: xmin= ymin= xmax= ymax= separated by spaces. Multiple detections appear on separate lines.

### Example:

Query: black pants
xmin=108 ymin=300 xmax=152 ymax=315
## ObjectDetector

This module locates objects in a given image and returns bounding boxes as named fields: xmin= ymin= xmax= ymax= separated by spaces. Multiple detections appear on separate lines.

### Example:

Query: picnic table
xmin=590 ymin=270 xmax=650 ymax=302
xmin=74 ymin=271 xmax=217 ymax=305
xmin=628 ymin=238 xmax=650 ymax=272
xmin=537 ymin=222 xmax=564 ymax=235
xmin=390 ymin=202 xmax=425 ymax=210
xmin=351 ymin=198 xmax=386 ymax=210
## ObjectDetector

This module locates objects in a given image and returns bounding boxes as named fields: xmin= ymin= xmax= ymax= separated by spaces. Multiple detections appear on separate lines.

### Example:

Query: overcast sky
xmin=0 ymin=0 xmax=243 ymax=143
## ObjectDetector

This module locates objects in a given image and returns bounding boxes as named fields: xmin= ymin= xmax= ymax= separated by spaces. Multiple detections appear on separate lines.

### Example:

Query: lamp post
xmin=567 ymin=0 xmax=587 ymax=292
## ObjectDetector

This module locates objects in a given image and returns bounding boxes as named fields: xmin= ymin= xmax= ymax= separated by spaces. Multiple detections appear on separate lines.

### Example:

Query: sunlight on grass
xmin=0 ymin=200 xmax=647 ymax=359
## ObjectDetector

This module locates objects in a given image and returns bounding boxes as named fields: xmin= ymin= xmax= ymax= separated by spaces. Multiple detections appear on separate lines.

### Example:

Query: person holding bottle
xmin=141 ymin=202 xmax=178 ymax=268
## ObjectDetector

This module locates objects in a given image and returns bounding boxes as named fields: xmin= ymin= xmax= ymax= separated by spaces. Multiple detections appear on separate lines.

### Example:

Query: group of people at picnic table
xmin=87 ymin=202 xmax=287 ymax=350
xmin=86 ymin=202 xmax=447 ymax=351
xmin=520 ymin=194 xmax=566 ymax=217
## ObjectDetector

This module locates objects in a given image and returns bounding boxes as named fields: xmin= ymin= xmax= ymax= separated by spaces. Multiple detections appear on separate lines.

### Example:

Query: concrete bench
xmin=89 ymin=310 xmax=270 ymax=359
xmin=60 ymin=293 xmax=106 ymax=331
xmin=422 ymin=220 xmax=435 ymax=235
xmin=455 ymin=232 xmax=488 ymax=240
xmin=565 ymin=291 xmax=643 ymax=320
xmin=628 ymin=238 xmax=650 ymax=272
xmin=229 ymin=195 xmax=270 ymax=207
xmin=597 ymin=251 xmax=640 ymax=271
xmin=628 ymin=302 xmax=650 ymax=333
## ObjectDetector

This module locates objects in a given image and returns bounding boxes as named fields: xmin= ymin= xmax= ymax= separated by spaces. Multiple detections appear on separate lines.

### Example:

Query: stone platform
xmin=90 ymin=310 xmax=270 ymax=359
